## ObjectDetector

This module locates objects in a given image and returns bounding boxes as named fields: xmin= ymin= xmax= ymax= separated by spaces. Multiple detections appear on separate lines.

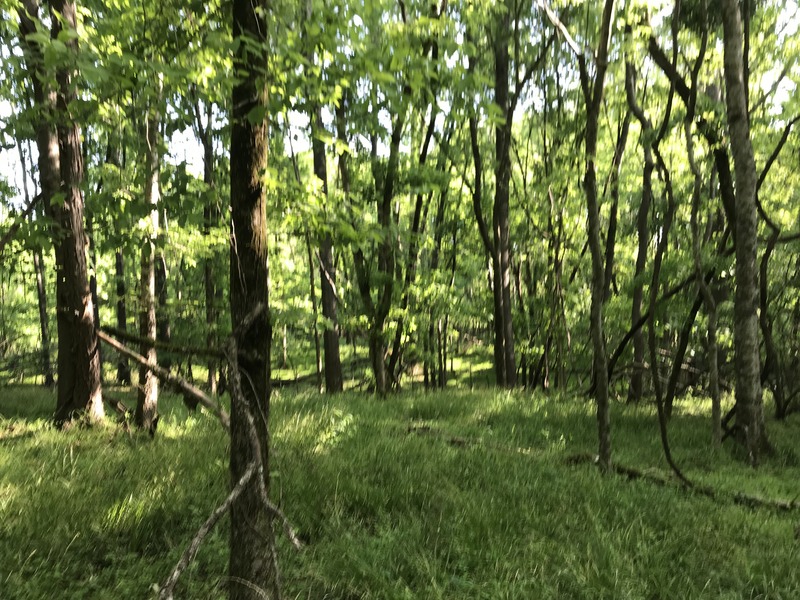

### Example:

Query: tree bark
xmin=229 ymin=0 xmax=278 ymax=595
xmin=493 ymin=0 xmax=517 ymax=388
xmin=720 ymin=0 xmax=769 ymax=463
xmin=136 ymin=107 xmax=160 ymax=434
xmin=48 ymin=0 xmax=105 ymax=425
xmin=310 ymin=102 xmax=343 ymax=393
xmin=579 ymin=0 xmax=616 ymax=472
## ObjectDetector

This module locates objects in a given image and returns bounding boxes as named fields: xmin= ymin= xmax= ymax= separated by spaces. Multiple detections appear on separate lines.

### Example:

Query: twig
xmin=159 ymin=460 xmax=259 ymax=600
xmin=97 ymin=330 xmax=230 ymax=431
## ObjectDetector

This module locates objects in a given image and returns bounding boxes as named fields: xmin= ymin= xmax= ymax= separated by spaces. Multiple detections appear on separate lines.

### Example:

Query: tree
xmin=720 ymin=0 xmax=768 ymax=463
xmin=229 ymin=0 xmax=278 ymax=595
xmin=17 ymin=0 xmax=105 ymax=425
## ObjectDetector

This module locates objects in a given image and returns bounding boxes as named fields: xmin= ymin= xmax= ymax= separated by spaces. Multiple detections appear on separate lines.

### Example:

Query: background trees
xmin=1 ymin=0 xmax=800 ymax=593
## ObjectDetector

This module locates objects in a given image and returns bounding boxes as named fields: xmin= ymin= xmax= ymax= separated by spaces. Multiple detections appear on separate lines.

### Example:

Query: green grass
xmin=1 ymin=385 xmax=799 ymax=599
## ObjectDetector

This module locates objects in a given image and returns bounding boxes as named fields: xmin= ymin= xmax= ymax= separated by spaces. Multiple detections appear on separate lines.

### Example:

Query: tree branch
xmin=97 ymin=330 xmax=231 ymax=431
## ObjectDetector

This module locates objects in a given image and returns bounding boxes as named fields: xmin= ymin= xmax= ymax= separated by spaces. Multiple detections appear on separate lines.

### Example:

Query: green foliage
xmin=2 ymin=387 xmax=800 ymax=598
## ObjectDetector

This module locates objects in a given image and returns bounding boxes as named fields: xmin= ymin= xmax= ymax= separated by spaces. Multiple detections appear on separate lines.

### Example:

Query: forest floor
xmin=1 ymin=384 xmax=800 ymax=599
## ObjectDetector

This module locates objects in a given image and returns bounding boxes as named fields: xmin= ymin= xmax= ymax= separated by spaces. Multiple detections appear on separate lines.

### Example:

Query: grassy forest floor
xmin=1 ymin=384 xmax=800 ymax=599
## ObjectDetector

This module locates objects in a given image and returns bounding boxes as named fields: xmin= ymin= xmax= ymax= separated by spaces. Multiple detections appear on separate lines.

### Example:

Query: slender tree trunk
xmin=318 ymin=233 xmax=343 ymax=392
xmin=229 ymin=0 xmax=278 ymax=595
xmin=310 ymin=103 xmax=343 ymax=393
xmin=136 ymin=108 xmax=160 ymax=434
xmin=16 ymin=128 xmax=54 ymax=388
xmin=33 ymin=245 xmax=54 ymax=387
xmin=721 ymin=0 xmax=768 ymax=463
xmin=115 ymin=250 xmax=131 ymax=384
xmin=155 ymin=248 xmax=171 ymax=370
xmin=603 ymin=112 xmax=630 ymax=301
xmin=576 ymin=0 xmax=615 ymax=471
xmin=493 ymin=3 xmax=516 ymax=388
xmin=627 ymin=157 xmax=651 ymax=403
xmin=305 ymin=233 xmax=323 ymax=391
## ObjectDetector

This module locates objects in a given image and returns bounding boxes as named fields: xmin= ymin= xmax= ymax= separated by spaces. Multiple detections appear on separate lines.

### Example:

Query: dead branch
xmin=159 ymin=460 xmax=259 ymax=600
xmin=566 ymin=453 xmax=800 ymax=512
xmin=101 ymin=326 xmax=225 ymax=359
xmin=97 ymin=330 xmax=230 ymax=431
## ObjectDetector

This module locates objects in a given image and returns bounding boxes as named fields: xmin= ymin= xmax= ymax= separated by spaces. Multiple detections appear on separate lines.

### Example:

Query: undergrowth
xmin=1 ymin=385 xmax=799 ymax=599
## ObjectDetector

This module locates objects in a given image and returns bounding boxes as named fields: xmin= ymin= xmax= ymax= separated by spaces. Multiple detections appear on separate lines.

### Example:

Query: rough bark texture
xmin=48 ymin=0 xmax=104 ymax=425
xmin=720 ymin=0 xmax=768 ymax=463
xmin=229 ymin=0 xmax=278 ymax=595
xmin=136 ymin=111 xmax=160 ymax=434
xmin=493 ymin=1 xmax=517 ymax=388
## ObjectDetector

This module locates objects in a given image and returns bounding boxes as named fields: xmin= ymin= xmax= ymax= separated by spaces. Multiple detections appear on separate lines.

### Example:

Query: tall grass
xmin=1 ymin=386 xmax=798 ymax=598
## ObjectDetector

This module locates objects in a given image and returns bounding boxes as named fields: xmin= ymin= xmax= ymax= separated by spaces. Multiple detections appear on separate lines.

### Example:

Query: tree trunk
xmin=115 ymin=250 xmax=132 ymax=385
xmin=319 ymin=233 xmax=343 ymax=393
xmin=156 ymin=249 xmax=171 ymax=370
xmin=310 ymin=102 xmax=343 ymax=392
xmin=493 ymin=2 xmax=516 ymax=388
xmin=721 ymin=0 xmax=769 ymax=463
xmin=578 ymin=0 xmax=615 ymax=472
xmin=48 ymin=0 xmax=104 ymax=425
xmin=136 ymin=108 xmax=160 ymax=434
xmin=305 ymin=233 xmax=323 ymax=391
xmin=627 ymin=157 xmax=651 ymax=404
xmin=229 ymin=0 xmax=278 ymax=595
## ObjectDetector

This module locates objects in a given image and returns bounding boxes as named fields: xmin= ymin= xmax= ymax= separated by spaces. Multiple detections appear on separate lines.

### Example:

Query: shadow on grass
xmin=0 ymin=384 xmax=56 ymax=421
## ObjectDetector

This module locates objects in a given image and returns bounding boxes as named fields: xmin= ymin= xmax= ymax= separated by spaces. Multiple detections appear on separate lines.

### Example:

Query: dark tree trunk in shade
xmin=48 ymin=0 xmax=105 ymax=425
xmin=115 ymin=250 xmax=131 ymax=385
xmin=155 ymin=250 xmax=171 ymax=370
xmin=304 ymin=233 xmax=323 ymax=390
xmin=192 ymin=96 xmax=220 ymax=395
xmin=229 ymin=0 xmax=278 ymax=596
xmin=33 ymin=246 xmax=54 ymax=387
xmin=310 ymin=100 xmax=342 ymax=392
xmin=86 ymin=211 xmax=103 ymax=380
xmin=135 ymin=110 xmax=160 ymax=434
xmin=721 ymin=0 xmax=769 ymax=462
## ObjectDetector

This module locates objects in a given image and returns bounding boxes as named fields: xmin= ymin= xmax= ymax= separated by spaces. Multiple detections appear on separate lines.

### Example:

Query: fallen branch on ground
xmin=566 ymin=453 xmax=800 ymax=512
xmin=97 ymin=330 xmax=230 ymax=431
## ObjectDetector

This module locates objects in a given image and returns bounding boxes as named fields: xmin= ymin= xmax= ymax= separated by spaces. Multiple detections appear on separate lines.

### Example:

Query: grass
xmin=1 ymin=384 xmax=799 ymax=599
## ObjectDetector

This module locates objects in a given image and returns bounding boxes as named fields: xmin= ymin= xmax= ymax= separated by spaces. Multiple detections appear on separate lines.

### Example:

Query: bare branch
xmin=97 ymin=330 xmax=231 ymax=431
xmin=159 ymin=460 xmax=259 ymax=600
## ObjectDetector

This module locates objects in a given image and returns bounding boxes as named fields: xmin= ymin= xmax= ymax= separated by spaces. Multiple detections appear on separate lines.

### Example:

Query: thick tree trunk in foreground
xmin=49 ymin=0 xmax=104 ymax=425
xmin=229 ymin=0 xmax=278 ymax=596
xmin=136 ymin=110 xmax=160 ymax=434
xmin=721 ymin=0 xmax=768 ymax=463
